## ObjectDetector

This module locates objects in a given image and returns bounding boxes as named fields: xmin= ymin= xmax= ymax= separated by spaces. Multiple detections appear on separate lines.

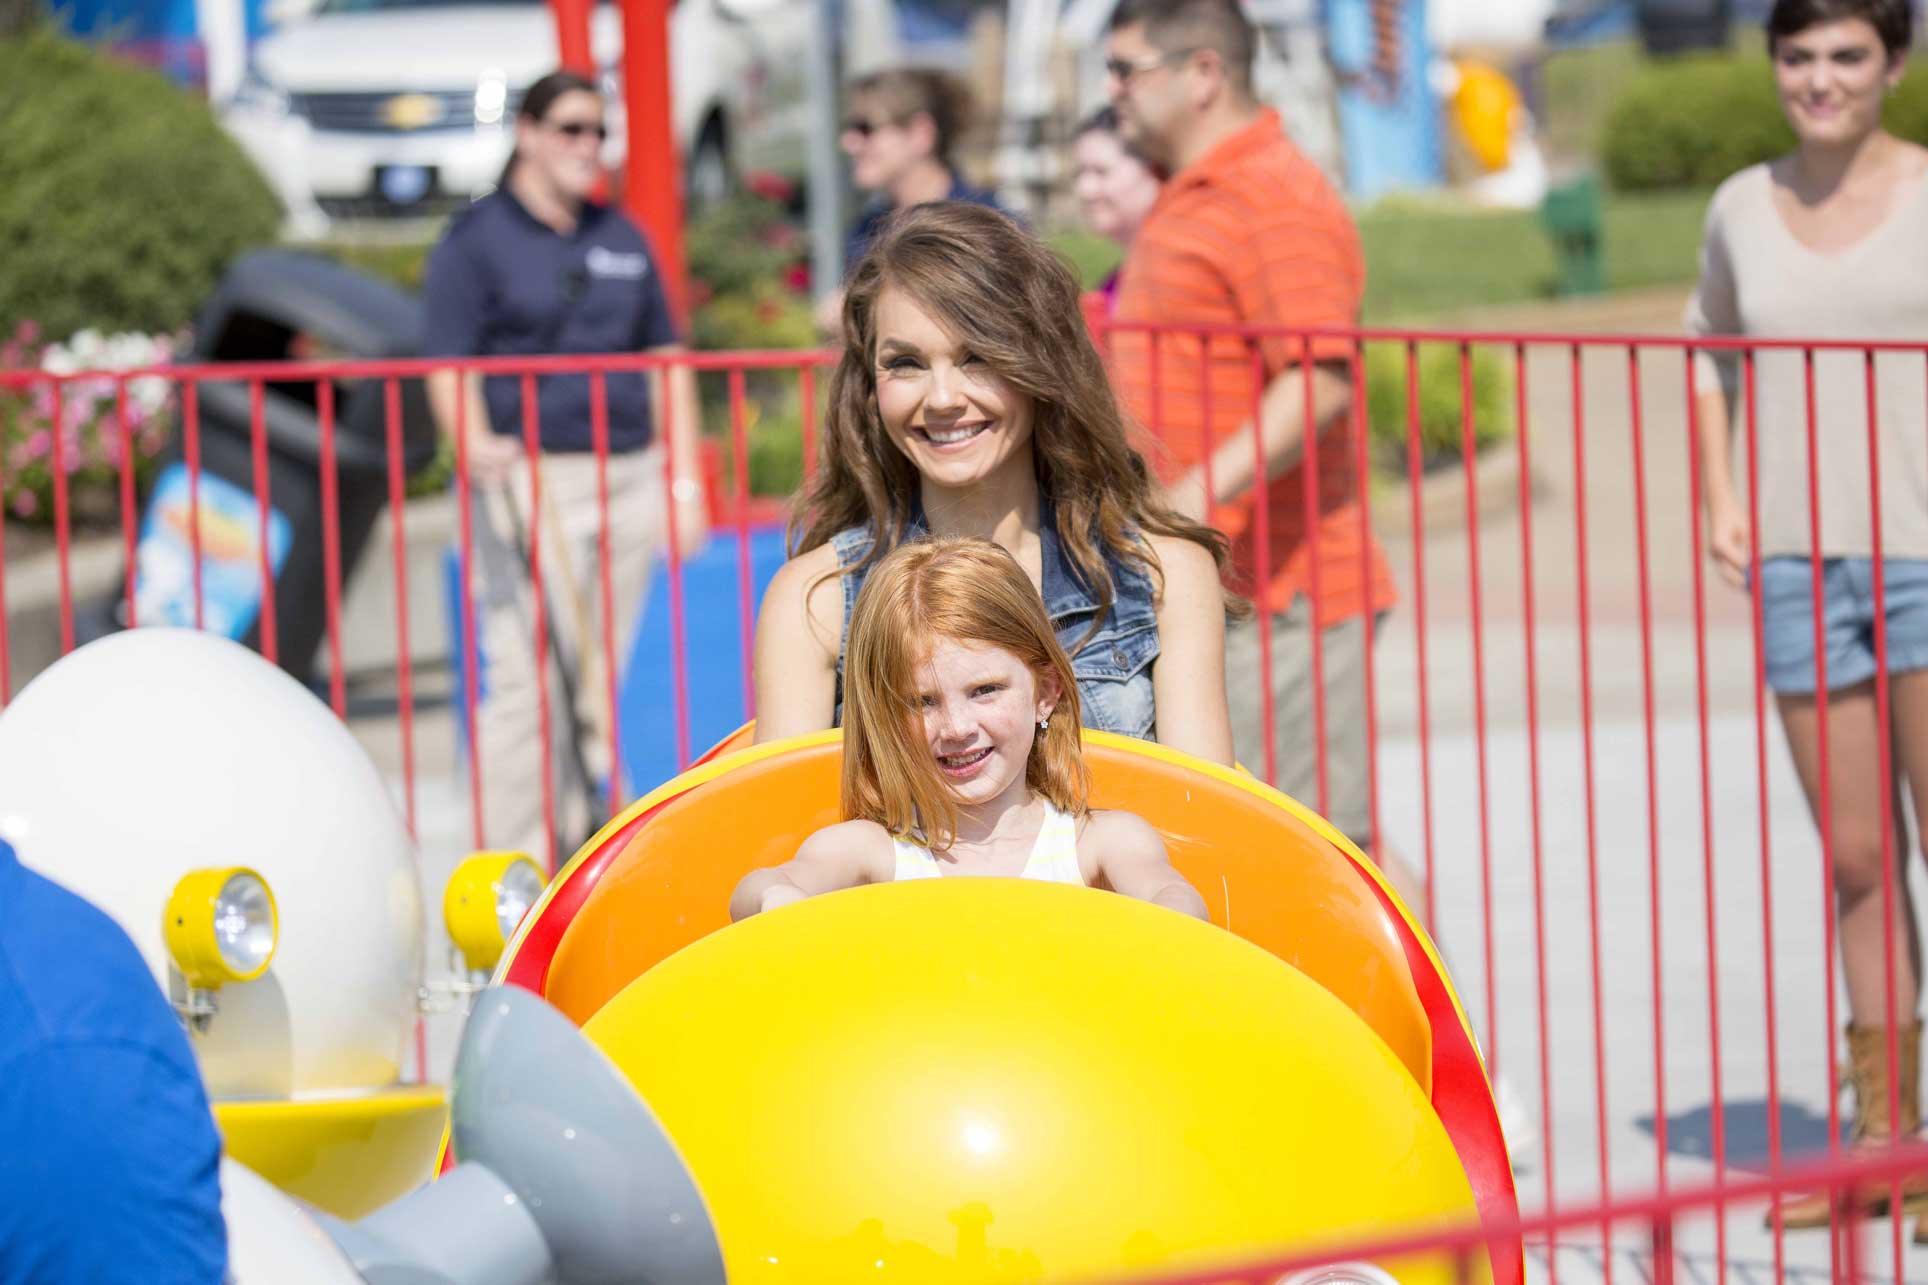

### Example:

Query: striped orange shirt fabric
xmin=1110 ymin=109 xmax=1395 ymax=624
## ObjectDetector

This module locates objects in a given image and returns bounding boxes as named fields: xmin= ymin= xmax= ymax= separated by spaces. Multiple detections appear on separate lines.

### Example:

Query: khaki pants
xmin=469 ymin=449 xmax=663 ymax=866
xmin=1225 ymin=602 xmax=1380 ymax=846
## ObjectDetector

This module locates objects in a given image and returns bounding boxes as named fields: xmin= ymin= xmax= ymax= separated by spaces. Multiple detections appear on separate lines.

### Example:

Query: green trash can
xmin=1541 ymin=174 xmax=1606 ymax=297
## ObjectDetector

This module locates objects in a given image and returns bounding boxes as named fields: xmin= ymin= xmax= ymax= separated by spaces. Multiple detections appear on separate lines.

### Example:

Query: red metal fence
xmin=7 ymin=322 xmax=1928 ymax=1281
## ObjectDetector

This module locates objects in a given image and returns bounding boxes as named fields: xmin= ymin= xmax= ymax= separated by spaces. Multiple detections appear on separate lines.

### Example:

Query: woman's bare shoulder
xmin=763 ymin=542 xmax=845 ymax=643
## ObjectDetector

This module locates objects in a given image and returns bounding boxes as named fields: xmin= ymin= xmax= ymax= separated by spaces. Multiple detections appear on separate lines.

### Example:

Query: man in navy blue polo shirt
xmin=423 ymin=69 xmax=707 ymax=863
xmin=0 ymin=837 xmax=228 ymax=1283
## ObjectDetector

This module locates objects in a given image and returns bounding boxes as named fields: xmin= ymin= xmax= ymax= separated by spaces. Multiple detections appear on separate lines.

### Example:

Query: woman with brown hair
xmin=1687 ymin=0 xmax=1928 ymax=1230
xmin=755 ymin=202 xmax=1236 ymax=763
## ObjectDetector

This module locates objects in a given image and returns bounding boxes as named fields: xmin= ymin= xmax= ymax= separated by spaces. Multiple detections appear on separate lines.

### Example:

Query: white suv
xmin=221 ymin=0 xmax=808 ymax=238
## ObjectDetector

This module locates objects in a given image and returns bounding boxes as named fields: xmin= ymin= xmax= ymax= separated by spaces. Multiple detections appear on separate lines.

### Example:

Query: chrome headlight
xmin=232 ymin=65 xmax=292 ymax=118
xmin=1276 ymin=1266 xmax=1401 ymax=1285
xmin=445 ymin=852 xmax=547 ymax=974
xmin=474 ymin=71 xmax=509 ymax=126
xmin=164 ymin=867 xmax=279 ymax=989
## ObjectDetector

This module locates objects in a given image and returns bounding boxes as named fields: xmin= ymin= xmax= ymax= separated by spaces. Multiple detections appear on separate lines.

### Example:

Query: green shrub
xmin=0 ymin=27 xmax=281 ymax=341
xmin=1363 ymin=341 xmax=1513 ymax=473
xmin=1603 ymin=53 xmax=1928 ymax=191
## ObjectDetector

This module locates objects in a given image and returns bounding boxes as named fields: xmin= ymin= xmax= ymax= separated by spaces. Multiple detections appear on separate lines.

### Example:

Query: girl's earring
xmin=1038 ymin=715 xmax=1051 ymax=732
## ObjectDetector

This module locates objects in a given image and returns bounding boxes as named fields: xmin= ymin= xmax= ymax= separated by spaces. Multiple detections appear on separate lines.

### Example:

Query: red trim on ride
xmin=1356 ymin=863 xmax=1525 ymax=1285
xmin=458 ymin=773 xmax=1526 ymax=1281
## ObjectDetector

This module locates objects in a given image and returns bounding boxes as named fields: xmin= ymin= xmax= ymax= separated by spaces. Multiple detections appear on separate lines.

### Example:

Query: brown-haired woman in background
xmin=757 ymin=202 xmax=1236 ymax=764
xmin=1686 ymin=0 xmax=1928 ymax=1230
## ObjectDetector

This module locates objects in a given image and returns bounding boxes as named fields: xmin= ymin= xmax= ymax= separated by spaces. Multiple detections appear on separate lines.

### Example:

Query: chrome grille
xmin=291 ymin=88 xmax=521 ymax=133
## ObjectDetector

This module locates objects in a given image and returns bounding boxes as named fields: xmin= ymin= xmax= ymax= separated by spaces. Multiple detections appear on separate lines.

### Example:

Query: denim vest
xmin=829 ymin=498 xmax=1161 ymax=739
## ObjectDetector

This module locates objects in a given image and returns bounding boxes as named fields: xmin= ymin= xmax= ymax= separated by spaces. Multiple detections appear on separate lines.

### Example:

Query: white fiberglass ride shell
xmin=0 ymin=629 xmax=440 ymax=1213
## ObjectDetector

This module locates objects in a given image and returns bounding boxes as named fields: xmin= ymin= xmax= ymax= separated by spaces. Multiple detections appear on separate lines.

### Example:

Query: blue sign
xmin=133 ymin=464 xmax=292 ymax=640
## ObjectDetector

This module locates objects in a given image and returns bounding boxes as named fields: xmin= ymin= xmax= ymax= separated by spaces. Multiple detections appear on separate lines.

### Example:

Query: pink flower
xmin=23 ymin=430 xmax=49 ymax=460
xmin=11 ymin=491 xmax=36 ymax=517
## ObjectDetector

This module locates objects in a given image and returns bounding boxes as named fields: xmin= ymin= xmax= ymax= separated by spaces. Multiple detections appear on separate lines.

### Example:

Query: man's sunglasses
xmin=1103 ymin=49 xmax=1194 ymax=82
xmin=548 ymin=119 xmax=609 ymax=141
xmin=841 ymin=116 xmax=890 ymax=138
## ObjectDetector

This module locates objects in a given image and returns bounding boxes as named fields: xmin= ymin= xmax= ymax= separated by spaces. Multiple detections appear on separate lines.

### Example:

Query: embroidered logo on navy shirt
xmin=586 ymin=246 xmax=649 ymax=280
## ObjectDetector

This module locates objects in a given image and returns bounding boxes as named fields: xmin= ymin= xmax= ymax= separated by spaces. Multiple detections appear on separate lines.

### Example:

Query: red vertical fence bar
xmin=49 ymin=376 xmax=74 ymax=654
xmin=1198 ymin=338 xmax=1215 ymax=542
xmin=1514 ymin=341 xmax=1558 ymax=1278
xmin=727 ymin=366 xmax=755 ymax=722
xmin=1246 ymin=346 xmax=1275 ymax=788
xmin=0 ymin=399 xmax=10 ymax=704
xmin=249 ymin=378 xmax=278 ymax=665
xmin=317 ymin=380 xmax=347 ymax=719
xmin=1570 ymin=342 xmax=1613 ymax=1278
xmin=1350 ymin=339 xmax=1383 ymax=875
xmin=115 ymin=378 xmax=138 ymax=626
xmin=590 ymin=372 xmax=622 ymax=818
xmin=1458 ymin=341 xmax=1497 ymax=1072
xmin=1148 ymin=328 xmax=1166 ymax=453
xmin=1625 ymin=347 xmax=1667 ymax=1194
xmin=1799 ymin=348 xmax=1849 ymax=1272
xmin=1404 ymin=341 xmax=1437 ymax=932
xmin=1742 ymin=349 xmax=1787 ymax=1281
xmin=1300 ymin=335 xmax=1328 ymax=819
xmin=1683 ymin=350 xmax=1727 ymax=1282
xmin=382 ymin=378 xmax=418 ymax=839
xmin=657 ymin=360 xmax=692 ymax=770
xmin=1859 ymin=349 xmax=1906 ymax=1281
xmin=452 ymin=374 xmax=487 ymax=851
xmin=800 ymin=364 xmax=818 ymax=483
xmin=518 ymin=371 xmax=558 ymax=873
xmin=381 ymin=376 xmax=425 ymax=1083
xmin=184 ymin=379 xmax=205 ymax=631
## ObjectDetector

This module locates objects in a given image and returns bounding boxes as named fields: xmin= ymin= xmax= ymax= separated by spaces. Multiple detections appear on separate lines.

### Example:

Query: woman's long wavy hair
xmin=842 ymin=538 xmax=1088 ymax=851
xmin=790 ymin=201 xmax=1231 ymax=645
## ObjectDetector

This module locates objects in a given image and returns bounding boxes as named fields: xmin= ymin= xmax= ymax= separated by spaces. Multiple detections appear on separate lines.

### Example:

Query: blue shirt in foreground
xmin=421 ymin=189 xmax=681 ymax=454
xmin=0 ymin=838 xmax=227 ymax=1285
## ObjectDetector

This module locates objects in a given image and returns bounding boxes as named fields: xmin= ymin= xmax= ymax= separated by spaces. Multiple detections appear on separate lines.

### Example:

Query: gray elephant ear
xmin=445 ymin=986 xmax=727 ymax=1285
xmin=330 ymin=987 xmax=726 ymax=1285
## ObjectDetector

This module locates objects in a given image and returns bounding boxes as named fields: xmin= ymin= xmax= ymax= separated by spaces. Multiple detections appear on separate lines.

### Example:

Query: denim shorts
xmin=1759 ymin=557 xmax=1928 ymax=694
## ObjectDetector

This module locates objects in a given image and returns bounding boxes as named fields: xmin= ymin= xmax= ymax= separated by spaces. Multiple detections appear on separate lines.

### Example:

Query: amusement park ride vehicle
xmin=0 ymin=630 xmax=1521 ymax=1282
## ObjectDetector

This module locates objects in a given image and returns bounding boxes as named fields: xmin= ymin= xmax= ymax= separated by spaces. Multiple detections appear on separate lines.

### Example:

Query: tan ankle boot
xmin=1771 ymin=1023 xmax=1927 ymax=1230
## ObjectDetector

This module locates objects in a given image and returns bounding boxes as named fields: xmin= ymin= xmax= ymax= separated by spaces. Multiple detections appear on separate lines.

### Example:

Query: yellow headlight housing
xmin=164 ymin=867 xmax=278 ymax=990
xmin=444 ymin=851 xmax=545 ymax=974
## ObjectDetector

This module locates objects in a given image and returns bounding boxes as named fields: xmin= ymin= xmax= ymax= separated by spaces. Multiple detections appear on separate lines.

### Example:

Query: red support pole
xmin=619 ymin=0 xmax=688 ymax=324
xmin=550 ymin=0 xmax=594 ymax=75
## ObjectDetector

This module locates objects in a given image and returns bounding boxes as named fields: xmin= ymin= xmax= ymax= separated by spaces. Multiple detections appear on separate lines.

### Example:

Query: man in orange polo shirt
xmin=1105 ymin=0 xmax=1404 ymax=882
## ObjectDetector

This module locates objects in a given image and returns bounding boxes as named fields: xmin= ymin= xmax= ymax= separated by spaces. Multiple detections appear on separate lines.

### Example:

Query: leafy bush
xmin=1363 ymin=342 xmax=1513 ymax=474
xmin=1603 ymin=53 xmax=1928 ymax=190
xmin=0 ymin=27 xmax=280 ymax=341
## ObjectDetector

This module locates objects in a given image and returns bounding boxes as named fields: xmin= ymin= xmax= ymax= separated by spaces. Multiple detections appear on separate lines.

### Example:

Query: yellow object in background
xmin=1451 ymin=61 xmax=1520 ymax=173
xmin=217 ymin=1086 xmax=448 ymax=1219
xmin=582 ymin=879 xmax=1484 ymax=1284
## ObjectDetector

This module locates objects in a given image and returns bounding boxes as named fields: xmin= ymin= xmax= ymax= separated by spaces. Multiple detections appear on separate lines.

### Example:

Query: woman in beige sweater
xmin=1688 ymin=0 xmax=1928 ymax=1230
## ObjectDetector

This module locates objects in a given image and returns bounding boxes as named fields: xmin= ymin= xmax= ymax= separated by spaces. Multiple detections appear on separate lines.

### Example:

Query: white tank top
xmin=890 ymin=801 xmax=1086 ymax=886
